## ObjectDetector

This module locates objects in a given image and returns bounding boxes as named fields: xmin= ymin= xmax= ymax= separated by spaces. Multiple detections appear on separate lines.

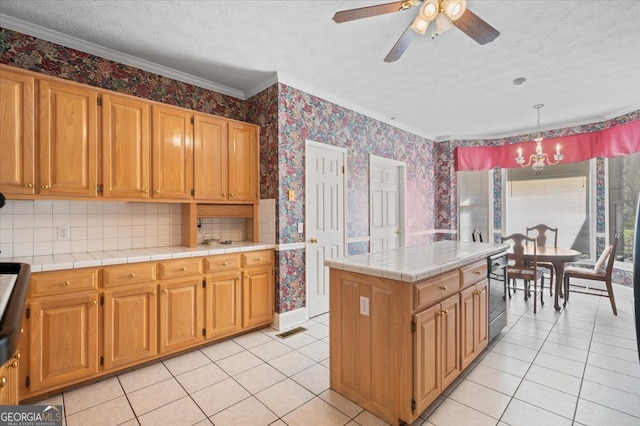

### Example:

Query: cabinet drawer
xmin=242 ymin=250 xmax=273 ymax=268
xmin=204 ymin=254 xmax=240 ymax=273
xmin=30 ymin=269 xmax=99 ymax=298
xmin=158 ymin=258 xmax=203 ymax=279
xmin=413 ymin=270 xmax=459 ymax=311
xmin=460 ymin=260 xmax=487 ymax=288
xmin=103 ymin=263 xmax=157 ymax=288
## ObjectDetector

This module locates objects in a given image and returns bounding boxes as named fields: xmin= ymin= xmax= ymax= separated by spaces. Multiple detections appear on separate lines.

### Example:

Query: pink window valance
xmin=455 ymin=119 xmax=640 ymax=171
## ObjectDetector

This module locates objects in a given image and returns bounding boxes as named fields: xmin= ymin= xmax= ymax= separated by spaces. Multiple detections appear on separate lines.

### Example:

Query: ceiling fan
xmin=333 ymin=0 xmax=500 ymax=62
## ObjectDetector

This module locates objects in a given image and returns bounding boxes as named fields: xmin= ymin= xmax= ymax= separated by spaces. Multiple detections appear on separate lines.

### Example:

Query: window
xmin=608 ymin=153 xmax=640 ymax=263
xmin=505 ymin=161 xmax=591 ymax=258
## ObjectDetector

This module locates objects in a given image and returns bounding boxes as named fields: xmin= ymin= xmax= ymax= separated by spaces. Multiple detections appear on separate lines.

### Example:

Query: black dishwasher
xmin=0 ymin=262 xmax=31 ymax=365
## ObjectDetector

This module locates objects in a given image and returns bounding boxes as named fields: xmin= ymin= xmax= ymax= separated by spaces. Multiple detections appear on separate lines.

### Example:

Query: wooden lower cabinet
xmin=159 ymin=278 xmax=203 ymax=353
xmin=19 ymin=250 xmax=274 ymax=401
xmin=28 ymin=294 xmax=99 ymax=392
xmin=103 ymin=284 xmax=158 ymax=369
xmin=242 ymin=266 xmax=274 ymax=328
xmin=0 ymin=354 xmax=20 ymax=405
xmin=413 ymin=294 xmax=460 ymax=415
xmin=460 ymin=279 xmax=489 ymax=370
xmin=330 ymin=259 xmax=489 ymax=425
xmin=205 ymin=272 xmax=242 ymax=340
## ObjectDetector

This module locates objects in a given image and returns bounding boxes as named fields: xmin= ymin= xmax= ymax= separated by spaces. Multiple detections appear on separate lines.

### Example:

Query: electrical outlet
xmin=297 ymin=223 xmax=304 ymax=234
xmin=57 ymin=226 xmax=69 ymax=241
xmin=359 ymin=296 xmax=369 ymax=316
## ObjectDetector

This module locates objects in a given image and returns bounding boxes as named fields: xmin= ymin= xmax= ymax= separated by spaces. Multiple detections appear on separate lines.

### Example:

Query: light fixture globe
xmin=419 ymin=0 xmax=439 ymax=21
xmin=411 ymin=15 xmax=430 ymax=34
xmin=442 ymin=0 xmax=467 ymax=21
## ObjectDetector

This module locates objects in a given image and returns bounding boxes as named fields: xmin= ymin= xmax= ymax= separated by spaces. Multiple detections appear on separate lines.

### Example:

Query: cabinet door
xmin=103 ymin=284 xmax=157 ymax=370
xmin=102 ymin=94 xmax=151 ymax=198
xmin=459 ymin=286 xmax=476 ymax=370
xmin=0 ymin=67 xmax=35 ymax=195
xmin=414 ymin=304 xmax=440 ymax=415
xmin=0 ymin=355 xmax=20 ymax=405
xmin=228 ymin=122 xmax=258 ymax=201
xmin=29 ymin=294 xmax=99 ymax=391
xmin=194 ymin=114 xmax=228 ymax=201
xmin=39 ymin=79 xmax=98 ymax=196
xmin=475 ymin=280 xmax=489 ymax=353
xmin=205 ymin=272 xmax=242 ymax=340
xmin=242 ymin=266 xmax=273 ymax=328
xmin=152 ymin=105 xmax=193 ymax=199
xmin=158 ymin=279 xmax=202 ymax=353
xmin=440 ymin=295 xmax=460 ymax=390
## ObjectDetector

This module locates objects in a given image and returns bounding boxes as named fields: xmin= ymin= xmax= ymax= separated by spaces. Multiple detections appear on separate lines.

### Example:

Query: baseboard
xmin=271 ymin=307 xmax=308 ymax=331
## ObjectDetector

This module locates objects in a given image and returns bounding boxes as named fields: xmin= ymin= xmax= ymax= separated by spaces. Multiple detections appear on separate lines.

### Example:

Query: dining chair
xmin=526 ymin=224 xmax=558 ymax=297
xmin=563 ymin=233 xmax=619 ymax=315
xmin=501 ymin=233 xmax=546 ymax=313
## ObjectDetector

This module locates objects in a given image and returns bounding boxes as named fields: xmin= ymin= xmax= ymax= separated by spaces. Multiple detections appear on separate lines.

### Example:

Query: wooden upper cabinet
xmin=102 ymin=94 xmax=151 ymax=198
xmin=0 ymin=66 xmax=35 ymax=195
xmin=152 ymin=105 xmax=193 ymax=199
xmin=193 ymin=114 xmax=228 ymax=201
xmin=39 ymin=79 xmax=99 ymax=197
xmin=228 ymin=122 xmax=258 ymax=202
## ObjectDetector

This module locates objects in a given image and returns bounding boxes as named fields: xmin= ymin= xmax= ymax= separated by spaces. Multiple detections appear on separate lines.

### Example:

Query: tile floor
xmin=33 ymin=282 xmax=639 ymax=426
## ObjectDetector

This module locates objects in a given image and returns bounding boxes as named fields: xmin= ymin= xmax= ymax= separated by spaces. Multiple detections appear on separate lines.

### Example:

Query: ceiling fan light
xmin=442 ymin=0 xmax=467 ymax=21
xmin=435 ymin=12 xmax=453 ymax=35
xmin=410 ymin=16 xmax=430 ymax=35
xmin=419 ymin=0 xmax=439 ymax=21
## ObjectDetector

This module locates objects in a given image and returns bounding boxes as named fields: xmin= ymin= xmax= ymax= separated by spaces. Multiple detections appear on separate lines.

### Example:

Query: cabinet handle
xmin=222 ymin=262 xmax=228 ymax=266
xmin=179 ymin=267 xmax=187 ymax=272
xmin=25 ymin=183 xmax=33 ymax=188
xmin=257 ymin=257 xmax=262 ymax=261
xmin=151 ymin=290 xmax=157 ymax=295
xmin=230 ymin=193 xmax=234 ymax=197
xmin=444 ymin=309 xmax=449 ymax=314
xmin=128 ymin=273 xmax=136 ymax=278
xmin=9 ymin=360 xmax=18 ymax=368
xmin=222 ymin=193 xmax=227 ymax=197
xmin=309 ymin=238 xmax=318 ymax=244
xmin=14 ymin=353 xmax=20 ymax=360
xmin=244 ymin=275 xmax=249 ymax=279
xmin=474 ymin=290 xmax=481 ymax=295
xmin=41 ymin=184 xmax=49 ymax=189
xmin=90 ymin=300 xmax=97 ymax=305
xmin=62 ymin=281 xmax=70 ymax=287
xmin=440 ymin=285 xmax=447 ymax=291
xmin=143 ymin=189 xmax=149 ymax=194
xmin=154 ymin=189 xmax=160 ymax=194
xmin=162 ymin=289 xmax=168 ymax=294
xmin=437 ymin=311 xmax=444 ymax=316
xmin=474 ymin=270 xmax=482 ymax=275
xmin=0 ymin=376 xmax=6 ymax=388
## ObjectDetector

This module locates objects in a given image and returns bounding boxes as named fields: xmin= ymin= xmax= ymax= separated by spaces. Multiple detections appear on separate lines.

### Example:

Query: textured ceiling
xmin=1 ymin=0 xmax=639 ymax=141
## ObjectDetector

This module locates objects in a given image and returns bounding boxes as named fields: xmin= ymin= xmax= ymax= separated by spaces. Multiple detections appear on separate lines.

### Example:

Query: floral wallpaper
xmin=0 ymin=28 xmax=246 ymax=120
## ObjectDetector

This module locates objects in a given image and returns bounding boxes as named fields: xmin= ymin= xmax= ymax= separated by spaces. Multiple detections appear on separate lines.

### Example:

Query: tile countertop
xmin=324 ymin=240 xmax=510 ymax=283
xmin=0 ymin=242 xmax=276 ymax=273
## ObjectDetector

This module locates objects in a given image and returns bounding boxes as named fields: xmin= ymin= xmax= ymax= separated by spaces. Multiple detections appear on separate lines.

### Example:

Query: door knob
xmin=309 ymin=238 xmax=318 ymax=244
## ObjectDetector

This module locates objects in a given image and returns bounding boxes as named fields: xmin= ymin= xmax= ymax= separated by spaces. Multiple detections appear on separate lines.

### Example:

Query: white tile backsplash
xmin=0 ymin=200 xmax=183 ymax=258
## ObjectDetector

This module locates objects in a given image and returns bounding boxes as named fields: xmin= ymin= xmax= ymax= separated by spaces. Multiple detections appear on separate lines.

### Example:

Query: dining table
xmin=518 ymin=246 xmax=582 ymax=311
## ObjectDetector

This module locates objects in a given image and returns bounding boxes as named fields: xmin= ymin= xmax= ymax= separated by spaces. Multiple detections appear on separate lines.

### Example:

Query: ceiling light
xmin=442 ymin=0 xmax=467 ymax=21
xmin=515 ymin=104 xmax=564 ymax=174
xmin=419 ymin=0 xmax=439 ymax=21
xmin=411 ymin=16 xmax=430 ymax=35
xmin=434 ymin=12 xmax=454 ymax=36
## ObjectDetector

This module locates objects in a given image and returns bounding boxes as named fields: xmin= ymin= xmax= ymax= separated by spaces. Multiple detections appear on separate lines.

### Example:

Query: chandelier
xmin=515 ymin=104 xmax=563 ymax=175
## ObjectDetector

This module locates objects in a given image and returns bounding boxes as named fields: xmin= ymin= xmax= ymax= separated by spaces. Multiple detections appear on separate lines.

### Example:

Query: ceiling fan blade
xmin=384 ymin=25 xmax=419 ymax=63
xmin=453 ymin=9 xmax=500 ymax=45
xmin=333 ymin=1 xmax=412 ymax=23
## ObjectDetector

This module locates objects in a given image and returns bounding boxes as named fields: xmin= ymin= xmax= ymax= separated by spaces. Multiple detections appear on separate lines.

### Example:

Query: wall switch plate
xmin=57 ymin=226 xmax=69 ymax=241
xmin=297 ymin=223 xmax=304 ymax=234
xmin=288 ymin=189 xmax=295 ymax=201
xmin=360 ymin=296 xmax=370 ymax=316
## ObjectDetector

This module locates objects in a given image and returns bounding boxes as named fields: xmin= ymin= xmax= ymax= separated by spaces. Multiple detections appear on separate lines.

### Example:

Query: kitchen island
xmin=325 ymin=240 xmax=508 ymax=425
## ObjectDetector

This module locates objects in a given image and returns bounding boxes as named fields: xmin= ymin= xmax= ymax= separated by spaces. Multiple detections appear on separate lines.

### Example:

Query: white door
xmin=305 ymin=141 xmax=346 ymax=317
xmin=370 ymin=155 xmax=405 ymax=252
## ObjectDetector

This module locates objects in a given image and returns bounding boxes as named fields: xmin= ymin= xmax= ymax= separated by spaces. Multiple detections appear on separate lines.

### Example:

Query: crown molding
xmin=275 ymin=71 xmax=437 ymax=142
xmin=0 ymin=14 xmax=245 ymax=99
xmin=245 ymin=72 xmax=279 ymax=99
